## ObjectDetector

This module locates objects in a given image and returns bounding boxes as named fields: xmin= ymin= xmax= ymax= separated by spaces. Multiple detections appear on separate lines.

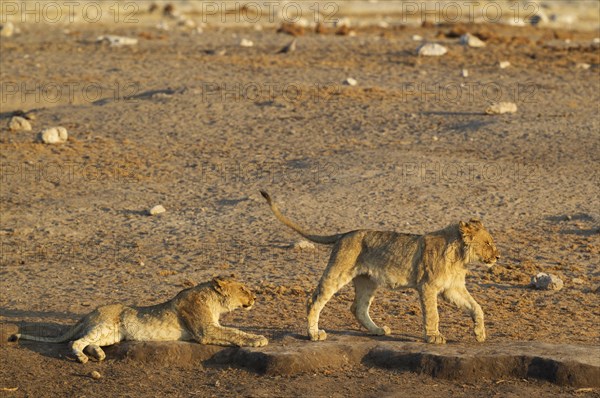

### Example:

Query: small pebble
xmin=0 ymin=21 xmax=14 ymax=37
xmin=292 ymin=240 xmax=316 ymax=251
xmin=499 ymin=61 xmax=511 ymax=69
xmin=571 ymin=278 xmax=584 ymax=285
xmin=40 ymin=127 xmax=68 ymax=144
xmin=90 ymin=371 xmax=102 ymax=379
xmin=344 ymin=77 xmax=358 ymax=86
xmin=461 ymin=69 xmax=469 ymax=77
xmin=240 ymin=38 xmax=254 ymax=47
xmin=417 ymin=43 xmax=447 ymax=56
xmin=411 ymin=34 xmax=423 ymax=41
xmin=149 ymin=205 xmax=166 ymax=215
xmin=8 ymin=116 xmax=32 ymax=131
xmin=96 ymin=35 xmax=138 ymax=46
xmin=485 ymin=102 xmax=517 ymax=115
xmin=575 ymin=63 xmax=591 ymax=70
xmin=460 ymin=33 xmax=486 ymax=48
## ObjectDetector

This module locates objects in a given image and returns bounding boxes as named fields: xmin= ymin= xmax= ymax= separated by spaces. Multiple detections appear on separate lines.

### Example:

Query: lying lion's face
xmin=459 ymin=219 xmax=500 ymax=267
xmin=214 ymin=278 xmax=256 ymax=310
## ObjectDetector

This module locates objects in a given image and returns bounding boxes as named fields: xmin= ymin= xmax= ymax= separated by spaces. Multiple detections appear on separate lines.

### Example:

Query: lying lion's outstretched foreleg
xmin=199 ymin=325 xmax=268 ymax=347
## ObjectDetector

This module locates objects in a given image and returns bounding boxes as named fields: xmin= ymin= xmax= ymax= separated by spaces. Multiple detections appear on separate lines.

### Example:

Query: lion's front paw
xmin=371 ymin=326 xmax=391 ymax=336
xmin=309 ymin=329 xmax=327 ymax=341
xmin=425 ymin=334 xmax=446 ymax=344
xmin=474 ymin=325 xmax=486 ymax=342
xmin=247 ymin=335 xmax=268 ymax=347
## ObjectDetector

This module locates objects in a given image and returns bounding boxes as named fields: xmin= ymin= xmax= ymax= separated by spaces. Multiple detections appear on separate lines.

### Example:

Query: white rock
xmin=0 ymin=21 xmax=14 ymax=37
xmin=499 ymin=61 xmax=511 ymax=69
xmin=576 ymin=63 xmax=591 ymax=70
xmin=411 ymin=34 xmax=423 ymax=41
xmin=90 ymin=371 xmax=102 ymax=379
xmin=156 ymin=21 xmax=170 ymax=31
xmin=593 ymin=38 xmax=600 ymax=44
xmin=40 ymin=127 xmax=68 ymax=144
xmin=344 ymin=77 xmax=358 ymax=86
xmin=8 ymin=116 xmax=32 ymax=131
xmin=485 ymin=102 xmax=517 ymax=115
xmin=531 ymin=272 xmax=563 ymax=291
xmin=149 ymin=205 xmax=166 ymax=215
xmin=292 ymin=240 xmax=316 ymax=251
xmin=461 ymin=69 xmax=469 ymax=77
xmin=460 ymin=33 xmax=486 ymax=48
xmin=240 ymin=38 xmax=254 ymax=47
xmin=417 ymin=43 xmax=447 ymax=56
xmin=97 ymin=35 xmax=138 ymax=46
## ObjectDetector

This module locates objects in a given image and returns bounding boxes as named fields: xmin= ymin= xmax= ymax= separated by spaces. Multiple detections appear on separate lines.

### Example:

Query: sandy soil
xmin=0 ymin=12 xmax=599 ymax=398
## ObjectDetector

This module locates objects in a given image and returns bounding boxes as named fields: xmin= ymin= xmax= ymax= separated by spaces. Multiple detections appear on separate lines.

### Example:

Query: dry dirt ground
xmin=1 ymin=13 xmax=599 ymax=398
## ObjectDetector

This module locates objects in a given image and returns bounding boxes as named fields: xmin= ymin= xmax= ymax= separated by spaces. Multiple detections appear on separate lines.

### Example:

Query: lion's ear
xmin=459 ymin=221 xmax=474 ymax=244
xmin=212 ymin=277 xmax=229 ymax=295
xmin=469 ymin=219 xmax=483 ymax=229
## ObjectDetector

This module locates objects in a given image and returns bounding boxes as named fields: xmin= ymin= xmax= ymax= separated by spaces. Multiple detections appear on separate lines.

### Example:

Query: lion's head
xmin=459 ymin=219 xmax=500 ymax=267
xmin=213 ymin=277 xmax=256 ymax=310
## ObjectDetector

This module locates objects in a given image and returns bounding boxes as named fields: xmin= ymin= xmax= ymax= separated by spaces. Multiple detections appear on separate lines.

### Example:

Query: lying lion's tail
xmin=260 ymin=191 xmax=342 ymax=245
xmin=11 ymin=321 xmax=84 ymax=344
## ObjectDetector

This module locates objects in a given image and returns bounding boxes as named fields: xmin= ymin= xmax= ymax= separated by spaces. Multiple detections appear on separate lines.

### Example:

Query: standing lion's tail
xmin=260 ymin=191 xmax=342 ymax=245
xmin=11 ymin=321 xmax=84 ymax=344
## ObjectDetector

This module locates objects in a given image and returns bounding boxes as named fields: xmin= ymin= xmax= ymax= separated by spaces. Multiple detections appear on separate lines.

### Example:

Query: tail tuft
xmin=8 ymin=334 xmax=20 ymax=342
xmin=260 ymin=190 xmax=271 ymax=204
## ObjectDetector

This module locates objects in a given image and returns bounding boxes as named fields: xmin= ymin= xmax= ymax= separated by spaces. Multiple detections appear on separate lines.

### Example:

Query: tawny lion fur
xmin=260 ymin=191 xmax=500 ymax=344
xmin=12 ymin=278 xmax=268 ymax=363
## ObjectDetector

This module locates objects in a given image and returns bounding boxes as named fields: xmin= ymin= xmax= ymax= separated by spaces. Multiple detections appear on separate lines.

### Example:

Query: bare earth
xmin=1 ymin=16 xmax=599 ymax=398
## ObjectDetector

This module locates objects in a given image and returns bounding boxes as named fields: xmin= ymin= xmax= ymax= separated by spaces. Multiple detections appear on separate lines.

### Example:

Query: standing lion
xmin=260 ymin=191 xmax=500 ymax=344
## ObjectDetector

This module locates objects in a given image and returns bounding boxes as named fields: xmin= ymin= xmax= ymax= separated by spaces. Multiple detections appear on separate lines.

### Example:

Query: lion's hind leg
xmin=351 ymin=275 xmax=391 ymax=336
xmin=307 ymin=238 xmax=362 ymax=341
xmin=71 ymin=326 xmax=121 ymax=363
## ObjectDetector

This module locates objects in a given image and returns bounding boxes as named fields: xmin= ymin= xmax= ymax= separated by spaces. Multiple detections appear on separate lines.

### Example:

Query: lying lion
xmin=11 ymin=277 xmax=268 ymax=363
xmin=260 ymin=191 xmax=500 ymax=344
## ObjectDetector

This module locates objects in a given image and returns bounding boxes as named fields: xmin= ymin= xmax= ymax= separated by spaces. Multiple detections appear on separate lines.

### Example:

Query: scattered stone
xmin=177 ymin=17 xmax=196 ymax=29
xmin=460 ymin=33 xmax=486 ymax=48
xmin=411 ymin=34 xmax=423 ymax=41
xmin=461 ymin=69 xmax=469 ymax=78
xmin=163 ymin=3 xmax=176 ymax=18
xmin=8 ymin=116 xmax=32 ymax=131
xmin=343 ymin=77 xmax=358 ymax=86
xmin=0 ymin=21 xmax=14 ymax=37
xmin=149 ymin=205 xmax=166 ymax=216
xmin=277 ymin=38 xmax=297 ymax=54
xmin=277 ymin=22 xmax=305 ymax=37
xmin=593 ymin=38 xmax=600 ymax=44
xmin=485 ymin=102 xmax=518 ymax=115
xmin=499 ymin=61 xmax=511 ymax=69
xmin=90 ymin=371 xmax=102 ymax=379
xmin=292 ymin=240 xmax=316 ymax=251
xmin=417 ymin=43 xmax=447 ymax=56
xmin=335 ymin=25 xmax=353 ymax=36
xmin=531 ymin=272 xmax=564 ymax=291
xmin=97 ymin=35 xmax=138 ymax=46
xmin=576 ymin=63 xmax=591 ymax=70
xmin=156 ymin=21 xmax=170 ymax=31
xmin=240 ymin=38 xmax=254 ymax=47
xmin=40 ymin=127 xmax=68 ymax=144
xmin=571 ymin=278 xmax=584 ymax=285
